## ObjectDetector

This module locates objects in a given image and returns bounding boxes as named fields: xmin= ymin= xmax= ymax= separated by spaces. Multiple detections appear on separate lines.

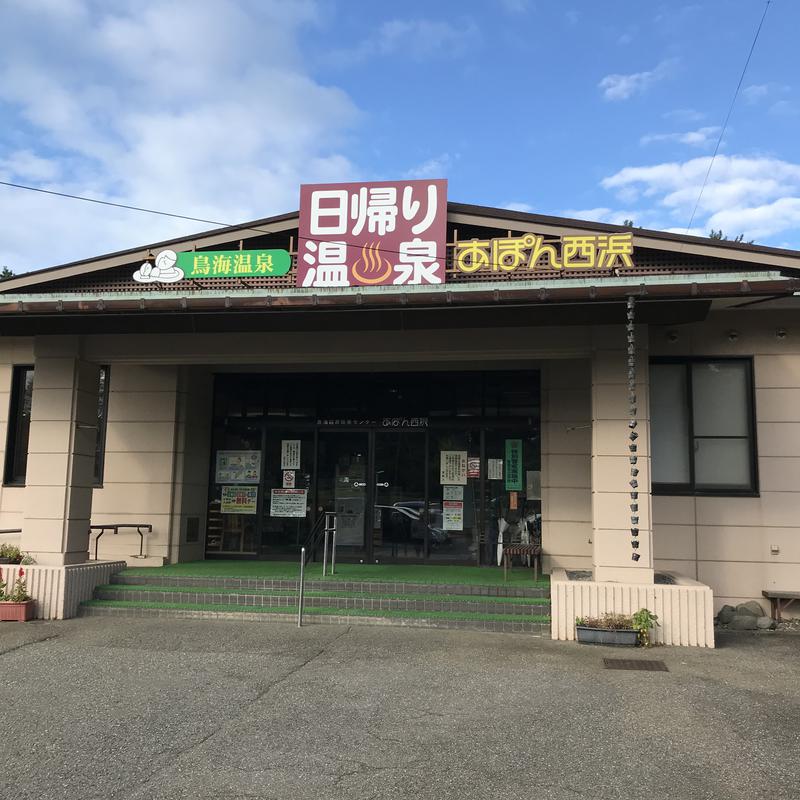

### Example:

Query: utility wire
xmin=684 ymin=0 xmax=771 ymax=235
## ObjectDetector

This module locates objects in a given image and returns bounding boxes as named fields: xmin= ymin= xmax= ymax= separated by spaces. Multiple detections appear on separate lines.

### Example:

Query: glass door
xmin=372 ymin=431 xmax=428 ymax=561
xmin=316 ymin=432 xmax=369 ymax=557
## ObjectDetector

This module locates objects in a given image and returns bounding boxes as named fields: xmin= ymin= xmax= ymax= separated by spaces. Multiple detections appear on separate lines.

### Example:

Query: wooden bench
xmin=762 ymin=590 xmax=800 ymax=622
xmin=502 ymin=543 xmax=543 ymax=582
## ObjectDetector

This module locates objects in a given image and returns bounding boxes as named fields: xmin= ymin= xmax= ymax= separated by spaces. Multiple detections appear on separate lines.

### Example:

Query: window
xmin=94 ymin=366 xmax=110 ymax=485
xmin=3 ymin=364 xmax=110 ymax=487
xmin=650 ymin=358 xmax=757 ymax=495
xmin=4 ymin=366 xmax=34 ymax=485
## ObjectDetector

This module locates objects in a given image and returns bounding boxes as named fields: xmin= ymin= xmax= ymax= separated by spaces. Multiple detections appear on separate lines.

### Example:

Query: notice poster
xmin=443 ymin=500 xmax=464 ymax=531
xmin=488 ymin=459 xmax=503 ymax=481
xmin=215 ymin=451 xmax=261 ymax=484
xmin=504 ymin=439 xmax=523 ymax=491
xmin=443 ymin=485 xmax=464 ymax=501
xmin=440 ymin=451 xmax=467 ymax=485
xmin=467 ymin=457 xmax=480 ymax=479
xmin=270 ymin=488 xmax=308 ymax=518
xmin=282 ymin=470 xmax=296 ymax=488
xmin=221 ymin=485 xmax=258 ymax=515
xmin=281 ymin=440 xmax=301 ymax=470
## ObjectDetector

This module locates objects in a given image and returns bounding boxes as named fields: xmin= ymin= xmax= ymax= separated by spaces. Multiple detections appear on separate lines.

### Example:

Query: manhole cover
xmin=603 ymin=658 xmax=668 ymax=672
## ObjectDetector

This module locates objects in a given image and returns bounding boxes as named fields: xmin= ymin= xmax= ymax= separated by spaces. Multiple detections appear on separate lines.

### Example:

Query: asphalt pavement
xmin=0 ymin=618 xmax=797 ymax=800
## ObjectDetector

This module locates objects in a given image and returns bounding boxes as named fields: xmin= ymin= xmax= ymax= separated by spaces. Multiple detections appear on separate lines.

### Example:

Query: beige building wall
xmin=650 ymin=309 xmax=800 ymax=612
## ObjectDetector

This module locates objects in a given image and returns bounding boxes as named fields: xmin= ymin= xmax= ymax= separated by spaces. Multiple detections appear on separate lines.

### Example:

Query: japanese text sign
xmin=455 ymin=232 xmax=634 ymax=274
xmin=180 ymin=250 xmax=290 ymax=278
xmin=297 ymin=179 xmax=447 ymax=288
xmin=504 ymin=439 xmax=523 ymax=492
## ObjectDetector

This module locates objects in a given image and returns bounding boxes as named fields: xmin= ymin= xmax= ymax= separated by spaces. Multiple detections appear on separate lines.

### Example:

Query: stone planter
xmin=0 ymin=600 xmax=35 ymax=622
xmin=576 ymin=625 xmax=638 ymax=646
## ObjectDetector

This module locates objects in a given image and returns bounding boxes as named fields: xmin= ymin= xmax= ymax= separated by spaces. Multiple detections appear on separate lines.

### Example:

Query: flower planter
xmin=0 ymin=600 xmax=35 ymax=622
xmin=576 ymin=625 xmax=638 ymax=646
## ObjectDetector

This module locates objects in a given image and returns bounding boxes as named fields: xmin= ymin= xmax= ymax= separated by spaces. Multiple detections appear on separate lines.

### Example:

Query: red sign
xmin=297 ymin=179 xmax=447 ymax=288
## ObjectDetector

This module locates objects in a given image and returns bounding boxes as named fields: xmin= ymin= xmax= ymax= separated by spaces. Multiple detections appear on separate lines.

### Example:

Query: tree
xmin=709 ymin=229 xmax=752 ymax=244
xmin=0 ymin=267 xmax=14 ymax=281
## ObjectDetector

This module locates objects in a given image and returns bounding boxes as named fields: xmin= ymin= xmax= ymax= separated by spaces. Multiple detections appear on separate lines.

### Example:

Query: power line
xmin=684 ymin=0 xmax=771 ymax=235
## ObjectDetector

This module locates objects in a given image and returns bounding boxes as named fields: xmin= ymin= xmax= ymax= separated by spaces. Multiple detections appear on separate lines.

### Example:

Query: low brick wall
xmin=550 ymin=568 xmax=715 ymax=648
xmin=0 ymin=561 xmax=127 ymax=619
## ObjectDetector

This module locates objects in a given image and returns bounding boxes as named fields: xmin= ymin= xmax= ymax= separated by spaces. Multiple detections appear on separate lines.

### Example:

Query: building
xmin=1 ymin=179 xmax=798 ymax=645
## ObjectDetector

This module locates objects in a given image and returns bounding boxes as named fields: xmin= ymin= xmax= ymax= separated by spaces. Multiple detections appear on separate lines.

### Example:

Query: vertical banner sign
xmin=504 ymin=439 xmax=523 ymax=491
xmin=297 ymin=179 xmax=447 ymax=288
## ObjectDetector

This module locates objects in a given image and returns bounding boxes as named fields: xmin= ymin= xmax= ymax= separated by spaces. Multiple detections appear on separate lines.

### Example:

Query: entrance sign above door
xmin=455 ymin=232 xmax=634 ymax=274
xmin=133 ymin=249 xmax=291 ymax=283
xmin=298 ymin=179 xmax=447 ymax=288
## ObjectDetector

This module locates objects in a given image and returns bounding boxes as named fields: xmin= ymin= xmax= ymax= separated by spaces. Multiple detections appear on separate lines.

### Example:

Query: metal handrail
xmin=300 ymin=511 xmax=337 ymax=568
xmin=297 ymin=547 xmax=306 ymax=627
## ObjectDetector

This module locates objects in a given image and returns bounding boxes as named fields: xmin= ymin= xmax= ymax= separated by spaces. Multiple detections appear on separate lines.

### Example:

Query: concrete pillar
xmin=590 ymin=325 xmax=654 ymax=584
xmin=22 ymin=337 xmax=100 ymax=565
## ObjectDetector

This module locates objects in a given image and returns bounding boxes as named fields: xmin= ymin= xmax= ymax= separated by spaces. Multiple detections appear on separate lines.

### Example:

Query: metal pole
xmin=298 ymin=547 xmax=306 ymax=627
xmin=322 ymin=523 xmax=329 ymax=577
xmin=331 ymin=516 xmax=337 ymax=575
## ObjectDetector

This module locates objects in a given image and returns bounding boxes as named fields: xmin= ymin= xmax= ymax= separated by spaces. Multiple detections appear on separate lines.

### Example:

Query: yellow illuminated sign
xmin=454 ymin=232 xmax=634 ymax=273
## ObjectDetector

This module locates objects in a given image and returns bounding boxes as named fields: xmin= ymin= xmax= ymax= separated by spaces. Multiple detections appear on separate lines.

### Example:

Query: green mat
xmin=121 ymin=561 xmax=549 ymax=588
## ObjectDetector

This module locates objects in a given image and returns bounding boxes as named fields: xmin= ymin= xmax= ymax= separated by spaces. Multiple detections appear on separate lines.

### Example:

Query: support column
xmin=590 ymin=324 xmax=654 ymax=584
xmin=21 ymin=337 xmax=100 ymax=566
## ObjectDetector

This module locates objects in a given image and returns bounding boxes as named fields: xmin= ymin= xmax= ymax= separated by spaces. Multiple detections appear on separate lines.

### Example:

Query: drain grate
xmin=603 ymin=658 xmax=669 ymax=672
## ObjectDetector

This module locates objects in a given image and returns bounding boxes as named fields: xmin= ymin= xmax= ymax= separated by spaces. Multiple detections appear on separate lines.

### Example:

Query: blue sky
xmin=1 ymin=0 xmax=798 ymax=272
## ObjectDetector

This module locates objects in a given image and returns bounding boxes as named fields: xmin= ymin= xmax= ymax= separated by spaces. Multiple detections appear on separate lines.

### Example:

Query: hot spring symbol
xmin=351 ymin=241 xmax=393 ymax=285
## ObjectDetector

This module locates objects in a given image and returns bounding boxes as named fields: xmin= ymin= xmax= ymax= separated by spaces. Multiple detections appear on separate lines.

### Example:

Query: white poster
xmin=443 ymin=500 xmax=464 ymax=531
xmin=488 ymin=458 xmax=503 ymax=481
xmin=526 ymin=470 xmax=541 ymax=500
xmin=443 ymin=485 xmax=464 ymax=501
xmin=440 ymin=451 xmax=467 ymax=485
xmin=270 ymin=488 xmax=308 ymax=518
xmin=215 ymin=450 xmax=261 ymax=484
xmin=282 ymin=470 xmax=296 ymax=488
xmin=281 ymin=440 xmax=301 ymax=470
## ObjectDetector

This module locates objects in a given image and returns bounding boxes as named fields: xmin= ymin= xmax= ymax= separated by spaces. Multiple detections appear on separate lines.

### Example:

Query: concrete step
xmin=111 ymin=572 xmax=550 ymax=599
xmin=79 ymin=600 xmax=551 ymax=636
xmin=94 ymin=585 xmax=550 ymax=617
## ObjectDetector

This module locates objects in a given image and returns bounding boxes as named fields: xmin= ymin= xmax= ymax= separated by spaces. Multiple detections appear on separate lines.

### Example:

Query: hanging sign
xmin=504 ymin=439 xmax=523 ymax=491
xmin=281 ymin=440 xmax=301 ymax=470
xmin=221 ymin=485 xmax=258 ymax=515
xmin=454 ymin=232 xmax=633 ymax=274
xmin=440 ymin=451 xmax=467 ymax=485
xmin=215 ymin=451 xmax=261 ymax=484
xmin=298 ymin=179 xmax=447 ymax=288
xmin=270 ymin=488 xmax=308 ymax=518
xmin=133 ymin=249 xmax=290 ymax=283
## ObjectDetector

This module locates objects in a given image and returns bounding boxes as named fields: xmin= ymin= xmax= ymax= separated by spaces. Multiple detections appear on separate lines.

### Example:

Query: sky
xmin=1 ymin=0 xmax=798 ymax=274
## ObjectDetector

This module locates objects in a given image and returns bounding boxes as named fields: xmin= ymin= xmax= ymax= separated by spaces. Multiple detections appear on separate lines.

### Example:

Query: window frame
xmin=93 ymin=366 xmax=110 ymax=487
xmin=3 ymin=365 xmax=35 ymax=486
xmin=650 ymin=356 xmax=759 ymax=497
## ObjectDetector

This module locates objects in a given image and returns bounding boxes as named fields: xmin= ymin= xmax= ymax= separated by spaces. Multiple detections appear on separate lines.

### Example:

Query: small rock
xmin=717 ymin=605 xmax=736 ymax=624
xmin=735 ymin=601 xmax=765 ymax=617
xmin=729 ymin=615 xmax=759 ymax=630
xmin=757 ymin=616 xmax=776 ymax=630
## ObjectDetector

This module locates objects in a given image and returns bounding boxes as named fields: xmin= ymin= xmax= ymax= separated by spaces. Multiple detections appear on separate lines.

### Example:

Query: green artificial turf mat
xmin=99 ymin=584 xmax=550 ymax=605
xmin=121 ymin=561 xmax=549 ymax=588
xmin=82 ymin=599 xmax=550 ymax=624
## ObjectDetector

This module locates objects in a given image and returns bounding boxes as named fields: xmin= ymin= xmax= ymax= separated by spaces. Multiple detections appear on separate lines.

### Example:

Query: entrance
xmin=206 ymin=370 xmax=541 ymax=564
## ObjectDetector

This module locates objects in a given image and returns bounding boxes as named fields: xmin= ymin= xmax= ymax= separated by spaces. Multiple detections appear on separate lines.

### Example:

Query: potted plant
xmin=575 ymin=608 xmax=659 ymax=646
xmin=0 ymin=567 xmax=34 ymax=622
xmin=0 ymin=544 xmax=22 ymax=564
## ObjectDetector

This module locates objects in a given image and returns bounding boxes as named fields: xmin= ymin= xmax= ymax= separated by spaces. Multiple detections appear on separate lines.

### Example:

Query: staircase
xmin=80 ymin=571 xmax=551 ymax=635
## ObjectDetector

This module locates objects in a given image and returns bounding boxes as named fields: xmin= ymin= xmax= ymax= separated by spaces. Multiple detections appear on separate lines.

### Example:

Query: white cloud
xmin=770 ymin=100 xmax=799 ymax=117
xmin=499 ymin=0 xmax=530 ymax=13
xmin=503 ymin=202 xmax=535 ymax=213
xmin=598 ymin=58 xmax=677 ymax=101
xmin=0 ymin=0 xmax=361 ymax=272
xmin=404 ymin=153 xmax=458 ymax=179
xmin=639 ymin=126 xmax=721 ymax=148
xmin=331 ymin=18 xmax=479 ymax=63
xmin=743 ymin=84 xmax=770 ymax=103
xmin=600 ymin=155 xmax=800 ymax=243
xmin=663 ymin=108 xmax=705 ymax=122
